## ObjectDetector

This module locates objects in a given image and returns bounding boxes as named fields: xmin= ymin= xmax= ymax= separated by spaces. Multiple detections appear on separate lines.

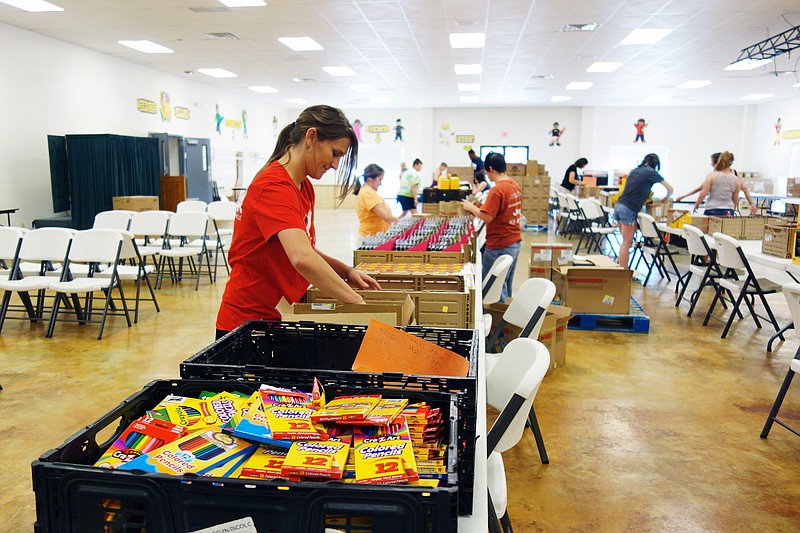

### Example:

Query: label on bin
xmin=190 ymin=517 xmax=258 ymax=533
xmin=310 ymin=303 xmax=336 ymax=310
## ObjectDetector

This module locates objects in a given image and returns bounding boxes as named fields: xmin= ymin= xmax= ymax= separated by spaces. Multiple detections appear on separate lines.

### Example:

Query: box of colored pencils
xmin=94 ymin=416 xmax=187 ymax=469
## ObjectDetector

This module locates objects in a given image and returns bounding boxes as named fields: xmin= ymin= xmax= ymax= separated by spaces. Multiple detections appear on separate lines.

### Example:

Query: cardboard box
xmin=742 ymin=216 xmax=769 ymax=240
xmin=285 ymin=293 xmax=415 ymax=326
xmin=708 ymin=216 xmax=744 ymax=239
xmin=526 ymin=160 xmax=539 ymax=177
xmin=506 ymin=163 xmax=527 ymax=177
xmin=555 ymin=266 xmax=632 ymax=314
xmin=689 ymin=215 xmax=709 ymax=234
xmin=762 ymin=224 xmax=797 ymax=258
xmin=112 ymin=196 xmax=159 ymax=212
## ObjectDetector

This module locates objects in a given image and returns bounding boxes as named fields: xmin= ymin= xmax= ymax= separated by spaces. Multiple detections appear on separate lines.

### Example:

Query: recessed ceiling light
xmin=741 ymin=93 xmax=773 ymax=101
xmin=551 ymin=96 xmax=572 ymax=102
xmin=0 ymin=0 xmax=63 ymax=12
xmin=323 ymin=66 xmax=356 ymax=77
xmin=458 ymin=83 xmax=480 ymax=92
xmin=218 ymin=0 xmax=265 ymax=6
xmin=644 ymin=94 xmax=671 ymax=102
xmin=278 ymin=37 xmax=323 ymax=51
xmin=449 ymin=33 xmax=485 ymax=49
xmin=530 ymin=74 xmax=554 ymax=80
xmin=287 ymin=98 xmax=307 ymax=104
xmin=351 ymin=84 xmax=377 ymax=93
xmin=203 ymin=32 xmax=239 ymax=40
xmin=794 ymin=82 xmax=800 ymax=88
xmin=455 ymin=64 xmax=482 ymax=75
xmin=460 ymin=96 xmax=480 ymax=103
xmin=566 ymin=82 xmax=593 ymax=90
xmin=724 ymin=58 xmax=773 ymax=71
xmin=586 ymin=61 xmax=622 ymax=73
xmin=621 ymin=28 xmax=672 ymax=45
xmin=677 ymin=80 xmax=711 ymax=89
xmin=561 ymin=23 xmax=600 ymax=32
xmin=371 ymin=97 xmax=392 ymax=104
xmin=197 ymin=68 xmax=237 ymax=78
xmin=248 ymin=85 xmax=278 ymax=94
xmin=117 ymin=40 xmax=174 ymax=54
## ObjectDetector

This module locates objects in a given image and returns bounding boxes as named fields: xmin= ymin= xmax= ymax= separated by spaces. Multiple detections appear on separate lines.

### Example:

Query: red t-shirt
xmin=480 ymin=177 xmax=522 ymax=249
xmin=216 ymin=160 xmax=316 ymax=331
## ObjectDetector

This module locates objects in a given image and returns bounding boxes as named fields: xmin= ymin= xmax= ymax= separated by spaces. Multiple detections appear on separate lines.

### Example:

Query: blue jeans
xmin=482 ymin=241 xmax=521 ymax=303
xmin=704 ymin=208 xmax=734 ymax=216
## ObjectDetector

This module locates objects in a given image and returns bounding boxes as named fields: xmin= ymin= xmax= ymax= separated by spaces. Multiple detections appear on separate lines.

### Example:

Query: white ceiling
xmin=2 ymin=0 xmax=800 ymax=108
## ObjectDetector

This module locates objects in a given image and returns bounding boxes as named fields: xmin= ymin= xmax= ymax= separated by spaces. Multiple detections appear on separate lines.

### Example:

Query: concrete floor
xmin=1 ymin=208 xmax=799 ymax=531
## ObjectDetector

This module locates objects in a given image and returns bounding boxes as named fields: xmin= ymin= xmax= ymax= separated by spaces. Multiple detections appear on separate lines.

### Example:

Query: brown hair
xmin=713 ymin=151 xmax=734 ymax=172
xmin=268 ymin=105 xmax=359 ymax=201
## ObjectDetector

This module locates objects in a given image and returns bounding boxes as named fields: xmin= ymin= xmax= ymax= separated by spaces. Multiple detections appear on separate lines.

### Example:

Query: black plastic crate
xmin=179 ymin=321 xmax=478 ymax=515
xmin=421 ymin=188 xmax=469 ymax=203
xmin=33 ymin=379 xmax=459 ymax=533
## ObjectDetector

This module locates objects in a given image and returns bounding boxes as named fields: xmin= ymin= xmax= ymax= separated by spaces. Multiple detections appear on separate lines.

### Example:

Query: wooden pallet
xmin=567 ymin=297 xmax=650 ymax=333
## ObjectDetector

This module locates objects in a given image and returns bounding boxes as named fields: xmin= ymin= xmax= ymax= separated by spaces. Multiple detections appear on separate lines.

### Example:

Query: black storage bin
xmin=421 ymin=188 xmax=469 ymax=203
xmin=179 ymin=320 xmax=478 ymax=515
xmin=32 ymin=379 xmax=459 ymax=533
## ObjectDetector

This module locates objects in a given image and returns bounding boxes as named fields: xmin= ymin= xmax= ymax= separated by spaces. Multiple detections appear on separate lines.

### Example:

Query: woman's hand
xmin=346 ymin=268 xmax=381 ymax=290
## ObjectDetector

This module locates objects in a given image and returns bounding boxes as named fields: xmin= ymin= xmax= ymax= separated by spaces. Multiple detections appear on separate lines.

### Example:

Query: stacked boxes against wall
xmin=529 ymin=243 xmax=574 ymax=280
xmin=508 ymin=159 xmax=551 ymax=226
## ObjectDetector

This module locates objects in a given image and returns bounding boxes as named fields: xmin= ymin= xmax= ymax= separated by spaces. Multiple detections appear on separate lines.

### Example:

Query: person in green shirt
xmin=397 ymin=158 xmax=422 ymax=217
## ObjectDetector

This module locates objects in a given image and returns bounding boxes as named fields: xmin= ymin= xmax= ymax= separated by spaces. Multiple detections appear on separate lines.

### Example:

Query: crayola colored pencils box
xmin=281 ymin=440 xmax=350 ymax=480
xmin=95 ymin=416 xmax=186 ymax=469
xmin=119 ymin=429 xmax=256 ymax=475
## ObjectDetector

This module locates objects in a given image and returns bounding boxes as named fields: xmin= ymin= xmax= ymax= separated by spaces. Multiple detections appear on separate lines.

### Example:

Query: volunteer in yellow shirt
xmin=355 ymin=164 xmax=399 ymax=237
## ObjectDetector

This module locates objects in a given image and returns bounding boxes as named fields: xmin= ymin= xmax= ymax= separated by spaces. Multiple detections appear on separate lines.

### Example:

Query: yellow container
xmin=449 ymin=176 xmax=460 ymax=190
xmin=438 ymin=178 xmax=449 ymax=190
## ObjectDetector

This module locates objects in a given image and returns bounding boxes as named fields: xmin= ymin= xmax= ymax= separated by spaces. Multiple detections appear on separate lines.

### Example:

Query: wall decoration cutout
xmin=366 ymin=124 xmax=389 ymax=143
xmin=353 ymin=119 xmax=363 ymax=142
xmin=273 ymin=115 xmax=279 ymax=136
xmin=775 ymin=118 xmax=782 ymax=146
xmin=242 ymin=110 xmax=248 ymax=139
xmin=456 ymin=135 xmax=475 ymax=143
xmin=633 ymin=118 xmax=649 ymax=143
xmin=548 ymin=122 xmax=565 ymax=146
xmin=215 ymin=104 xmax=224 ymax=135
xmin=159 ymin=92 xmax=171 ymax=122
xmin=394 ymin=119 xmax=404 ymax=142
xmin=174 ymin=106 xmax=190 ymax=120
xmin=438 ymin=122 xmax=454 ymax=146
xmin=136 ymin=98 xmax=157 ymax=114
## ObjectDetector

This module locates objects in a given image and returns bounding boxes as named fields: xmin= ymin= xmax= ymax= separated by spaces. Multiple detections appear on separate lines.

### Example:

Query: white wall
xmin=0 ymin=22 xmax=286 ymax=227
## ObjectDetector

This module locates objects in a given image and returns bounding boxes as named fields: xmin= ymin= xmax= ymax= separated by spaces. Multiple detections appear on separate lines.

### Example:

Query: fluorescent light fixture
xmin=449 ymin=32 xmax=485 ymax=49
xmin=197 ymin=68 xmax=237 ymax=78
xmin=117 ymin=40 xmax=174 ymax=54
xmin=724 ymin=58 xmax=773 ymax=71
xmin=323 ymin=66 xmax=356 ymax=77
xmin=458 ymin=83 xmax=480 ymax=92
xmin=0 ymin=0 xmax=63 ymax=12
xmin=351 ymin=84 xmax=377 ymax=93
xmin=794 ymin=82 xmax=800 ymax=88
xmin=644 ymin=93 xmax=671 ymax=102
xmin=248 ymin=85 xmax=278 ymax=93
xmin=566 ymin=81 xmax=593 ymax=90
xmin=219 ymin=0 xmax=265 ymax=6
xmin=287 ymin=97 xmax=307 ymax=104
xmin=460 ymin=96 xmax=480 ymax=103
xmin=677 ymin=80 xmax=711 ymax=89
xmin=587 ymin=61 xmax=622 ymax=73
xmin=551 ymin=95 xmax=572 ymax=102
xmin=371 ymin=97 xmax=392 ymax=104
xmin=454 ymin=64 xmax=482 ymax=75
xmin=741 ymin=93 xmax=773 ymax=101
xmin=278 ymin=37 xmax=323 ymax=51
xmin=621 ymin=28 xmax=672 ymax=45
xmin=561 ymin=23 xmax=600 ymax=32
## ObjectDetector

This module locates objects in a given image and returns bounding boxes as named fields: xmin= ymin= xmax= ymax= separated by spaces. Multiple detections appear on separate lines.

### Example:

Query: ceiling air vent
xmin=203 ymin=32 xmax=240 ymax=40
xmin=560 ymin=23 xmax=600 ymax=32
xmin=529 ymin=75 xmax=554 ymax=80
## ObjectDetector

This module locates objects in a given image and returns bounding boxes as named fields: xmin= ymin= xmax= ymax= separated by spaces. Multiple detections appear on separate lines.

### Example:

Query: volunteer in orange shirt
xmin=355 ymin=163 xmax=399 ymax=237
xmin=216 ymin=105 xmax=380 ymax=338
xmin=462 ymin=152 xmax=523 ymax=302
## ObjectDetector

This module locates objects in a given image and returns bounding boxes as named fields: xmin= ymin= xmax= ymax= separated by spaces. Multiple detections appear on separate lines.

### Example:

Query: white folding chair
xmin=0 ymin=227 xmax=25 ymax=275
xmin=485 ymin=277 xmax=556 ymax=466
xmin=634 ymin=213 xmax=681 ymax=286
xmin=482 ymin=254 xmax=514 ymax=340
xmin=761 ymin=283 xmax=800 ymax=439
xmin=674 ymin=224 xmax=727 ymax=317
xmin=156 ymin=212 xmax=213 ymax=290
xmin=703 ymin=232 xmax=782 ymax=339
xmin=97 ymin=230 xmax=159 ymax=323
xmin=486 ymin=338 xmax=550 ymax=533
xmin=129 ymin=210 xmax=172 ymax=271
xmin=46 ymin=229 xmax=131 ymax=340
xmin=577 ymin=198 xmax=619 ymax=257
xmin=205 ymin=201 xmax=237 ymax=277
xmin=176 ymin=200 xmax=208 ymax=213
xmin=92 ymin=210 xmax=133 ymax=231
xmin=0 ymin=228 xmax=73 ymax=333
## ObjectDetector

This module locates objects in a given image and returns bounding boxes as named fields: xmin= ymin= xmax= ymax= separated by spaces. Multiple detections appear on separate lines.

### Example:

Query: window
xmin=479 ymin=145 xmax=529 ymax=164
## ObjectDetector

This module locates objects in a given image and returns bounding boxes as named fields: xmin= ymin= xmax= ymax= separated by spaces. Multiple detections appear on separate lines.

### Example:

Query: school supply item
xmin=94 ymin=416 xmax=187 ymax=469
xmin=311 ymin=395 xmax=381 ymax=423
xmin=281 ymin=440 xmax=350 ymax=480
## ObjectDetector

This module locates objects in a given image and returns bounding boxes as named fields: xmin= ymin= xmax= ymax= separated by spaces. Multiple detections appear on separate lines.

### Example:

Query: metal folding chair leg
xmin=527 ymin=405 xmax=549 ymax=464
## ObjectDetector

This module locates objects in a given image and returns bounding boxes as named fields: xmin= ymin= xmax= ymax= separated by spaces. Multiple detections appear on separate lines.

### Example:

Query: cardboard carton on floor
xmin=554 ymin=265 xmax=632 ymax=314
xmin=112 ymin=196 xmax=159 ymax=212
xmin=284 ymin=292 xmax=415 ymax=326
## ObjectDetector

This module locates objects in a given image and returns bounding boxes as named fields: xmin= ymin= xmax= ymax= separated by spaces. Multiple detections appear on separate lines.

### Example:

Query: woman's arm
xmin=461 ymin=199 xmax=495 ymax=223
xmin=568 ymin=171 xmax=582 ymax=187
xmin=692 ymin=175 xmax=713 ymax=213
xmin=372 ymin=203 xmax=399 ymax=225
xmin=737 ymin=177 xmax=758 ymax=215
xmin=411 ymin=184 xmax=419 ymax=206
xmin=675 ymin=185 xmax=702 ymax=202
xmin=731 ymin=181 xmax=742 ymax=210
xmin=277 ymin=228 xmax=368 ymax=302
xmin=316 ymin=248 xmax=381 ymax=290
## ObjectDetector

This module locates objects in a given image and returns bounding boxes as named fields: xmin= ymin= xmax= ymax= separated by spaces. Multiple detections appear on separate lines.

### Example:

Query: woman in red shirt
xmin=216 ymin=105 xmax=380 ymax=337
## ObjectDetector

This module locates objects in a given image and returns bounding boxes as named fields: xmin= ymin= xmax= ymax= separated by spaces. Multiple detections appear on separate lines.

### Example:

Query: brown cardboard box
xmin=551 ymin=243 xmax=573 ymax=268
xmin=280 ymin=293 xmax=415 ymax=326
xmin=526 ymin=160 xmax=539 ymax=177
xmin=112 ymin=196 xmax=159 ymax=212
xmin=556 ymin=266 xmax=632 ymax=314
xmin=506 ymin=163 xmax=527 ymax=177
xmin=708 ymin=216 xmax=744 ymax=239
xmin=762 ymin=224 xmax=797 ymax=258
xmin=538 ymin=327 xmax=556 ymax=376
xmin=742 ymin=216 xmax=769 ymax=240
xmin=689 ymin=215 xmax=709 ymax=233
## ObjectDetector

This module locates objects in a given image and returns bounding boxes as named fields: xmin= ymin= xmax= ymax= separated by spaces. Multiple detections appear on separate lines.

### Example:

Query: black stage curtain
xmin=66 ymin=134 xmax=159 ymax=229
